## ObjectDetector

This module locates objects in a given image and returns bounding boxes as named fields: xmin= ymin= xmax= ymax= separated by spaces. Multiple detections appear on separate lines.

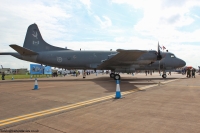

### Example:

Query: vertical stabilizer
xmin=23 ymin=24 xmax=67 ymax=52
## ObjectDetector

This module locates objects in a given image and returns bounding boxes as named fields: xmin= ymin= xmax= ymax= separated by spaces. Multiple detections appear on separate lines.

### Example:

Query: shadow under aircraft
xmin=0 ymin=24 xmax=186 ymax=80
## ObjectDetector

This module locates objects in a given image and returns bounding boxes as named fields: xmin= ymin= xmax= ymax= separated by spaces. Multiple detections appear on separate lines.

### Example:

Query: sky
xmin=0 ymin=0 xmax=200 ymax=69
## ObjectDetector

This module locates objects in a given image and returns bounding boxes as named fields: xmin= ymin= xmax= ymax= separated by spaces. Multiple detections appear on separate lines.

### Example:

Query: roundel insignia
xmin=57 ymin=57 xmax=62 ymax=62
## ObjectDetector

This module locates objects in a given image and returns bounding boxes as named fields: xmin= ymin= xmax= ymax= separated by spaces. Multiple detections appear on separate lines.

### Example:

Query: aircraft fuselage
xmin=10 ymin=50 xmax=185 ymax=72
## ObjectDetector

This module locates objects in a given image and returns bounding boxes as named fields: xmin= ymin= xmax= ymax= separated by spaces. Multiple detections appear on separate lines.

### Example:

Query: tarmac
xmin=0 ymin=72 xmax=200 ymax=133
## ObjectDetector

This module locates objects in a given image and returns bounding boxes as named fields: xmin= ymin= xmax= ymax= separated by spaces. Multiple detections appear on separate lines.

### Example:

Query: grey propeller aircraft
xmin=0 ymin=24 xmax=186 ymax=80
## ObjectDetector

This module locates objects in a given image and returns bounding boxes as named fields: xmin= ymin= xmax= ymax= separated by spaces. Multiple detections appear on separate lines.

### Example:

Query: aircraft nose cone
xmin=180 ymin=59 xmax=186 ymax=67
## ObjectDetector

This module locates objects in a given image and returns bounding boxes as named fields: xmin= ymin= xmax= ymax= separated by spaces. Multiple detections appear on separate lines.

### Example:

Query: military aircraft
xmin=0 ymin=24 xmax=186 ymax=80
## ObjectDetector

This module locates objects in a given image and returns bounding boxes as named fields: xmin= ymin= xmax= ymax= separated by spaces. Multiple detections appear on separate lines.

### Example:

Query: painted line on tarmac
xmin=129 ymin=79 xmax=179 ymax=86
xmin=167 ymin=85 xmax=200 ymax=88
xmin=0 ymin=96 xmax=113 ymax=126
xmin=0 ymin=79 xmax=179 ymax=127
xmin=161 ymin=79 xmax=180 ymax=84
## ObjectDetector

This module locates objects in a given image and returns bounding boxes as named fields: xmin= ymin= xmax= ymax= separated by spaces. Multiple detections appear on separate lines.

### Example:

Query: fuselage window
xmin=171 ymin=54 xmax=175 ymax=58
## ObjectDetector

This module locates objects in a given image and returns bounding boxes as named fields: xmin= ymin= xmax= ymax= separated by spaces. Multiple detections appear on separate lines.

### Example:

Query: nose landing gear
xmin=162 ymin=73 xmax=167 ymax=78
xmin=161 ymin=70 xmax=167 ymax=78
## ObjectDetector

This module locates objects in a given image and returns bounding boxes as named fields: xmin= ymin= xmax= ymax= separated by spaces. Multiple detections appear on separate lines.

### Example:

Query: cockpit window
xmin=171 ymin=54 xmax=175 ymax=58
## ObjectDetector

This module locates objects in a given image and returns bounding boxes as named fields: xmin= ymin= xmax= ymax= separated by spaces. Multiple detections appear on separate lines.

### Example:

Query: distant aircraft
xmin=0 ymin=24 xmax=186 ymax=79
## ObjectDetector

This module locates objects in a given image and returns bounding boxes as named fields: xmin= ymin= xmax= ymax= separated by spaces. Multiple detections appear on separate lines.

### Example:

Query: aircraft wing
xmin=9 ymin=44 xmax=38 ymax=55
xmin=97 ymin=49 xmax=148 ymax=69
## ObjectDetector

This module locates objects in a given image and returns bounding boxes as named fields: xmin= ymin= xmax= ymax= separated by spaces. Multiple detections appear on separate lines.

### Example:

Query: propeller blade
xmin=157 ymin=42 xmax=162 ymax=60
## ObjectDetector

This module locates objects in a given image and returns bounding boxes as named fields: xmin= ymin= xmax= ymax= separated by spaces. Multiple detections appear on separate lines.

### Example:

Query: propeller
xmin=157 ymin=42 xmax=162 ymax=75
xmin=159 ymin=60 xmax=161 ymax=73
xmin=157 ymin=42 xmax=162 ymax=60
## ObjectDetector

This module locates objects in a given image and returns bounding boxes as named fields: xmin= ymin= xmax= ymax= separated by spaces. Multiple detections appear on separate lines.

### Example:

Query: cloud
xmin=80 ymin=0 xmax=91 ymax=9
xmin=161 ymin=0 xmax=187 ymax=8
xmin=1 ymin=0 xmax=200 ymax=69
xmin=114 ymin=37 xmax=126 ymax=42
xmin=95 ymin=15 xmax=112 ymax=29
xmin=160 ymin=14 xmax=181 ymax=24
xmin=0 ymin=1 xmax=71 ymax=46
xmin=112 ymin=0 xmax=200 ymax=30
xmin=111 ymin=0 xmax=154 ymax=9
xmin=114 ymin=0 xmax=199 ymax=47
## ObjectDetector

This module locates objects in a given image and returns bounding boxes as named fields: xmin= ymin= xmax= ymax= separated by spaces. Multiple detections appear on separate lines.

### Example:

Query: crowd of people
xmin=1 ymin=68 xmax=199 ymax=80
xmin=186 ymin=68 xmax=196 ymax=78
xmin=144 ymin=70 xmax=171 ymax=76
xmin=145 ymin=70 xmax=154 ymax=76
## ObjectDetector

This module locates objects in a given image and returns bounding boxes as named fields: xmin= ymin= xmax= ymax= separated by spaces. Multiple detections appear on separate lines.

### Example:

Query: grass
xmin=1 ymin=74 xmax=52 ymax=80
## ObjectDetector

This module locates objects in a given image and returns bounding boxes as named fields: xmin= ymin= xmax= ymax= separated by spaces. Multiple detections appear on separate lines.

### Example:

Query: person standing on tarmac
xmin=186 ymin=68 xmax=190 ymax=78
xmin=168 ymin=71 xmax=171 ymax=75
xmin=2 ymin=72 xmax=5 ymax=80
xmin=83 ymin=71 xmax=86 ymax=78
xmin=145 ymin=70 xmax=147 ymax=76
xmin=192 ymin=68 xmax=196 ymax=78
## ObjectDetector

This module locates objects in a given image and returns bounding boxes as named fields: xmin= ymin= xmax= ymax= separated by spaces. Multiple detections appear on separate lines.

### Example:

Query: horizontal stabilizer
xmin=9 ymin=44 xmax=38 ymax=55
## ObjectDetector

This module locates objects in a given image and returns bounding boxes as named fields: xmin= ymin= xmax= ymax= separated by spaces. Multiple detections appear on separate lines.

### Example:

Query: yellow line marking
xmin=0 ymin=96 xmax=112 ymax=123
xmin=162 ymin=79 xmax=179 ymax=84
xmin=167 ymin=85 xmax=200 ymax=88
xmin=0 ymin=96 xmax=113 ymax=126
xmin=0 ymin=79 xmax=179 ymax=126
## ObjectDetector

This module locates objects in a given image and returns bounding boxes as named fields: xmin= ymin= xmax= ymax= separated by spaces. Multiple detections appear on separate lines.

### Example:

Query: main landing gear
xmin=162 ymin=74 xmax=167 ymax=78
xmin=110 ymin=73 xmax=121 ymax=80
xmin=161 ymin=71 xmax=167 ymax=78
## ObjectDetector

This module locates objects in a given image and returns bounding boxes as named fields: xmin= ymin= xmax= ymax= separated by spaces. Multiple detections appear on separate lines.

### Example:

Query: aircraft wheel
xmin=114 ymin=74 xmax=121 ymax=80
xmin=110 ymin=73 xmax=115 ymax=78
xmin=162 ymin=74 xmax=167 ymax=78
